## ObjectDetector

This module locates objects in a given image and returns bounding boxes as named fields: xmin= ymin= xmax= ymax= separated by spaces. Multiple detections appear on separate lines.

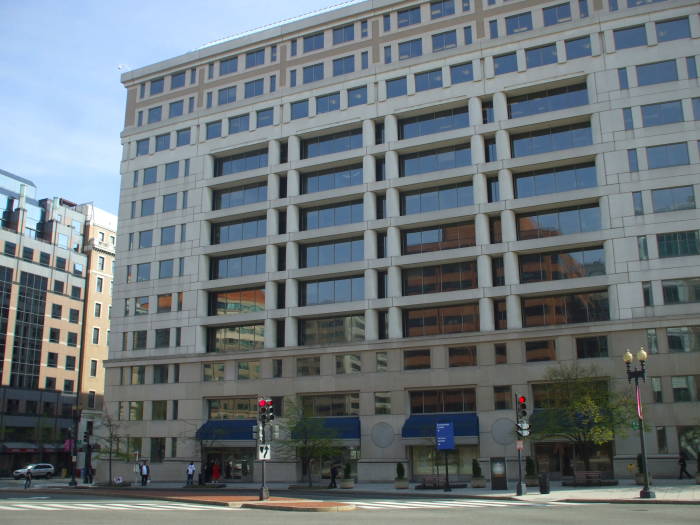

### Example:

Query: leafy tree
xmin=93 ymin=412 xmax=132 ymax=484
xmin=530 ymin=362 xmax=635 ymax=471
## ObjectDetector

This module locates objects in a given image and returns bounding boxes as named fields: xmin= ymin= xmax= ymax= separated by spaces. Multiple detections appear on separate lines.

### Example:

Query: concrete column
xmin=364 ymin=229 xmax=378 ymax=260
xmin=364 ymin=192 xmax=377 ymax=221
xmin=473 ymin=172 xmax=488 ymax=205
xmin=475 ymin=213 xmax=490 ymax=245
xmin=287 ymin=204 xmax=299 ymax=233
xmin=288 ymin=135 xmax=300 ymax=162
xmin=195 ymin=326 xmax=207 ymax=354
xmin=504 ymin=251 xmax=519 ymax=285
xmin=386 ymin=150 xmax=399 ymax=179
xmin=468 ymin=97 xmax=483 ymax=126
xmin=604 ymin=239 xmax=615 ymax=275
xmin=495 ymin=129 xmax=511 ymax=160
xmin=365 ymin=308 xmax=379 ymax=341
xmin=362 ymin=119 xmax=376 ymax=147
xmin=363 ymin=155 xmax=376 ymax=183
xmin=268 ymin=139 xmax=281 ymax=166
xmin=388 ymin=306 xmax=402 ymax=339
xmin=386 ymin=188 xmax=400 ymax=218
xmin=387 ymin=266 xmax=402 ymax=297
xmin=477 ymin=254 xmax=493 ymax=289
xmin=285 ymin=278 xmax=299 ymax=308
xmin=365 ymin=268 xmax=378 ymax=300
xmin=492 ymin=91 xmax=507 ymax=122
xmin=599 ymin=195 xmax=610 ymax=229
xmin=266 ymin=208 xmax=279 ymax=236
xmin=287 ymin=169 xmax=300 ymax=197
xmin=384 ymin=114 xmax=399 ymax=143
xmin=498 ymin=169 xmax=514 ymax=201
xmin=266 ymin=245 xmax=278 ymax=274
xmin=506 ymin=294 xmax=522 ymax=329
xmin=387 ymin=226 xmax=401 ymax=257
xmin=590 ymin=113 xmax=602 ymax=147
xmin=471 ymin=134 xmax=485 ymax=165
xmin=501 ymin=209 xmax=517 ymax=243
xmin=268 ymin=173 xmax=280 ymax=200
xmin=265 ymin=281 xmax=278 ymax=310
xmin=286 ymin=241 xmax=299 ymax=270
xmin=264 ymin=318 xmax=277 ymax=348
xmin=479 ymin=298 xmax=495 ymax=332
xmin=285 ymin=317 xmax=298 ymax=347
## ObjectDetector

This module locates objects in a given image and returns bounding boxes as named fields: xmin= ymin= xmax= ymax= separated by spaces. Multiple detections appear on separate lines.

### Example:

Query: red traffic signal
xmin=258 ymin=399 xmax=267 ymax=407
xmin=517 ymin=395 xmax=528 ymax=420
xmin=518 ymin=395 xmax=526 ymax=404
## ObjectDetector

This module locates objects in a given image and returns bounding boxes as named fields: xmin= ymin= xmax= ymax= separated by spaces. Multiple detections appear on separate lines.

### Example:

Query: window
xmin=69 ymin=308 xmax=79 ymax=323
xmin=646 ymin=143 xmax=689 ymax=169
xmin=136 ymin=139 xmax=149 ymax=156
xmin=136 ymin=262 xmax=150 ymax=282
xmin=301 ymin=201 xmax=363 ymax=230
xmin=410 ymin=389 xmax=475 ymax=413
xmin=71 ymin=286 xmax=81 ymax=299
xmin=290 ymin=39 xmax=297 ymax=56
xmin=517 ymin=204 xmax=600 ymax=240
xmin=622 ymin=107 xmax=634 ymax=130
xmin=450 ymin=62 xmax=473 ymax=84
xmin=658 ymin=231 xmax=700 ymax=258
xmin=159 ymin=259 xmax=174 ymax=278
xmin=614 ymin=25 xmax=647 ymax=50
xmin=290 ymin=99 xmax=309 ymax=120
xmin=403 ymin=222 xmax=475 ymax=255
xmin=94 ymin=302 xmax=102 ymax=318
xmin=217 ymin=86 xmax=236 ymax=106
xmin=506 ymin=12 xmax=532 ymax=34
xmin=522 ymin=290 xmax=609 ymax=327
xmin=90 ymin=359 xmax=98 ymax=377
xmin=303 ymin=164 xmax=362 ymax=193
xmin=303 ymin=32 xmax=324 ymax=52
xmin=45 ymin=377 xmax=56 ymax=390
xmin=345 ymin=86 xmax=367 ymax=108
xmin=386 ymin=77 xmax=407 ymax=98
xmin=172 ymin=71 xmax=186 ymax=89
xmin=383 ymin=13 xmax=391 ymax=32
xmin=494 ymin=386 xmax=513 ymax=410
xmin=662 ymin=278 xmax=700 ymax=305
xmin=672 ymin=376 xmax=700 ymax=402
xmin=629 ymin=150 xmax=639 ymax=173
xmin=316 ymin=92 xmax=340 ymax=114
xmin=510 ymin=123 xmax=592 ymax=157
xmin=176 ymin=128 xmax=190 ymax=146
xmin=152 ymin=400 xmax=167 ymax=421
xmin=565 ymin=36 xmax=591 ymax=59
xmin=300 ymin=237 xmax=364 ymax=267
xmin=297 ymin=356 xmax=321 ymax=376
xmin=209 ymin=288 xmax=264 ymax=315
xmin=374 ymin=392 xmax=391 ymax=415
xmin=237 ymin=360 xmax=261 ymax=380
xmin=667 ymin=326 xmax=700 ymax=353
xmin=138 ymin=229 xmax=153 ymax=249
xmin=489 ymin=19 xmax=498 ymax=39
xmin=203 ymin=362 xmax=225 ymax=382
xmin=246 ymin=48 xmax=265 ymax=68
xmin=301 ymin=129 xmax=362 ymax=159
xmin=332 ymin=55 xmax=354 ymax=77
xmin=513 ymin=162 xmax=595 ymax=198
xmin=651 ymin=377 xmax=663 ymax=403
xmin=398 ymin=6 xmax=421 ymax=27
xmin=256 ymin=108 xmax=273 ymax=128
xmin=47 ymin=352 xmax=58 ymax=367
xmin=651 ymin=186 xmax=695 ymax=213
xmin=300 ymin=315 xmax=365 ymax=345
xmin=162 ymin=193 xmax=177 ymax=213
xmin=155 ymin=328 xmax=170 ymax=348
xmin=519 ymin=246 xmax=604 ymax=282
xmin=617 ymin=68 xmax=629 ymax=90
xmin=213 ymin=182 xmax=267 ymax=210
xmin=219 ymin=56 xmax=238 ymax=75
xmin=526 ymin=339 xmax=556 ymax=361
xmin=400 ymin=144 xmax=471 ymax=176
xmin=448 ymin=346 xmax=477 ymax=367
xmin=206 ymin=120 xmax=222 ymax=139
xmin=361 ymin=20 xmax=368 ymax=37
xmin=302 ymin=63 xmax=324 ymax=84
xmin=92 ymin=327 xmax=99 ymax=344
xmin=526 ymin=44 xmax=557 ymax=68
xmin=656 ymin=17 xmax=690 ymax=42
xmin=432 ymin=30 xmax=456 ymax=52
xmin=576 ymin=336 xmax=608 ymax=358
xmin=399 ymin=107 xmax=469 ymax=139
xmin=333 ymin=24 xmax=354 ymax=44
xmin=404 ymin=349 xmax=431 ymax=370
xmin=215 ymin=149 xmax=268 ymax=177
xmin=149 ymin=78 xmax=164 ymax=95
xmin=415 ymin=69 xmax=442 ymax=91
xmin=642 ymin=100 xmax=684 ymax=127
xmin=169 ymin=100 xmax=184 ymax=119
xmin=210 ymin=252 xmax=266 ymax=279
xmin=4 ymin=241 xmax=15 ymax=256
xmin=63 ymin=379 xmax=74 ymax=392
xmin=543 ymin=3 xmax=571 ymax=26
xmin=336 ymin=354 xmax=361 ymax=374
xmin=494 ymin=53 xmax=517 ymax=75
xmin=211 ymin=217 xmax=266 ymax=244
xmin=402 ymin=183 xmax=474 ymax=215
xmin=637 ymin=60 xmax=677 ymax=87
xmin=431 ymin=0 xmax=454 ymax=19
xmin=404 ymin=304 xmax=479 ymax=337
xmin=53 ymin=281 xmax=64 ymax=294
xmin=399 ymin=38 xmax=422 ymax=60
xmin=693 ymin=98 xmax=700 ymax=121
xmin=687 ymin=57 xmax=698 ymax=79
xmin=301 ymin=276 xmax=364 ymax=306
xmin=384 ymin=46 xmax=392 ymax=64
xmin=67 ymin=332 xmax=78 ymax=347
xmin=147 ymin=106 xmax=161 ymax=124
xmin=464 ymin=26 xmax=473 ymax=44
xmin=289 ymin=69 xmax=297 ymax=87
xmin=244 ymin=78 xmax=264 ymax=98
xmin=361 ymin=51 xmax=368 ymax=69
xmin=51 ymin=304 xmax=62 ymax=319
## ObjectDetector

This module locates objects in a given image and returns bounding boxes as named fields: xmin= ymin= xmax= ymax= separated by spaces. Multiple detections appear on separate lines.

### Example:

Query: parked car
xmin=13 ymin=463 xmax=55 ymax=479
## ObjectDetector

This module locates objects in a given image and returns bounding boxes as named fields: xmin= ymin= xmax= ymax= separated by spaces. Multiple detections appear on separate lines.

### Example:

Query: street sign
xmin=517 ymin=421 xmax=530 ymax=430
xmin=516 ymin=440 xmax=524 ymax=451
xmin=436 ymin=422 xmax=455 ymax=450
xmin=257 ymin=444 xmax=271 ymax=460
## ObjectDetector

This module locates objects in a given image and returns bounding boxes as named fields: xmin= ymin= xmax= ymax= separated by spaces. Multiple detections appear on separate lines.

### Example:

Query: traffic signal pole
xmin=514 ymin=394 xmax=528 ymax=496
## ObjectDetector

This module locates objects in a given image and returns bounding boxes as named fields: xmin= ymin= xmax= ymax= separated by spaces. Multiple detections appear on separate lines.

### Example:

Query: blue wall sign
xmin=436 ymin=422 xmax=455 ymax=450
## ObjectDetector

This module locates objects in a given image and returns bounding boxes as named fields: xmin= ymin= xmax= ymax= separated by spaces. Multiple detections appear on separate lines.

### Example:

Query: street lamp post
xmin=623 ymin=347 xmax=655 ymax=499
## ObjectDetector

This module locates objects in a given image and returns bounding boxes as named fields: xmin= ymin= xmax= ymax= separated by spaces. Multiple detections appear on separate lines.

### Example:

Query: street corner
xmin=241 ymin=499 xmax=357 ymax=512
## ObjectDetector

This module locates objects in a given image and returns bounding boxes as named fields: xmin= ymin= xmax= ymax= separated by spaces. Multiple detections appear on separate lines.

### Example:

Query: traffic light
xmin=517 ymin=395 xmax=528 ymax=421
xmin=258 ymin=398 xmax=268 ymax=423
xmin=266 ymin=399 xmax=274 ymax=422
xmin=83 ymin=431 xmax=89 ymax=443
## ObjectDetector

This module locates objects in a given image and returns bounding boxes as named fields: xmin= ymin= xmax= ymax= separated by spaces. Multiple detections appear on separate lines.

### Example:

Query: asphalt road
xmin=0 ymin=493 xmax=696 ymax=524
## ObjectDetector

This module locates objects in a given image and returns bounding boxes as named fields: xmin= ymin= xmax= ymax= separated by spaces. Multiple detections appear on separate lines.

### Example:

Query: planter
xmin=634 ymin=473 xmax=652 ymax=485
xmin=470 ymin=477 xmax=487 ymax=488
xmin=525 ymin=476 xmax=539 ymax=487
xmin=394 ymin=479 xmax=409 ymax=489
xmin=340 ymin=479 xmax=355 ymax=489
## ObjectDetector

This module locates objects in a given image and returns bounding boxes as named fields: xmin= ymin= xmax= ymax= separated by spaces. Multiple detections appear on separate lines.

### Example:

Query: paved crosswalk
xmin=0 ymin=501 xmax=233 ymax=512
xmin=340 ymin=498 xmax=565 ymax=510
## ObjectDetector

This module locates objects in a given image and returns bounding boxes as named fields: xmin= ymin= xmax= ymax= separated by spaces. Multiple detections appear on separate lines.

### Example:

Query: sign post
xmin=436 ymin=422 xmax=455 ymax=492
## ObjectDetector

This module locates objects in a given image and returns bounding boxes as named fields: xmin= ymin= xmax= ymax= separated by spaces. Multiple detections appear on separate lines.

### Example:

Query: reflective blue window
xmin=228 ymin=114 xmax=250 ymax=134
xmin=403 ymin=222 xmax=476 ymax=255
xmin=652 ymin=186 xmax=695 ymax=213
xmin=402 ymin=183 xmax=474 ymax=215
xmin=687 ymin=57 xmax=698 ymax=79
xmin=348 ymin=86 xmax=367 ymax=107
xmin=316 ymin=92 xmax=340 ymax=114
xmin=400 ymin=144 xmax=471 ymax=176
xmin=155 ymin=133 xmax=170 ymax=152
xmin=169 ymin=100 xmax=183 ymax=118
xmin=517 ymin=204 xmax=601 ymax=240
xmin=623 ymin=108 xmax=633 ymax=130
xmin=211 ymin=252 xmax=266 ymax=279
xmin=301 ymin=129 xmax=362 ymax=159
xmin=290 ymin=40 xmax=297 ymax=56
xmin=291 ymin=100 xmax=309 ymax=120
xmin=213 ymin=183 xmax=267 ymax=210
xmin=218 ymin=86 xmax=236 ymax=105
xmin=579 ymin=0 xmax=589 ymax=16
xmin=220 ymin=56 xmax=238 ymax=75
xmin=526 ymin=44 xmax=557 ymax=68
xmin=206 ymin=92 xmax=213 ymax=109
xmin=464 ymin=26 xmax=473 ymax=44
xmin=171 ymin=71 xmax=185 ymax=89
xmin=333 ymin=24 xmax=354 ymax=44
xmin=361 ymin=51 xmax=368 ymax=69
xmin=302 ymin=164 xmax=363 ymax=193
xmin=656 ymin=17 xmax=690 ymax=42
xmin=244 ymin=79 xmax=264 ymax=98
xmin=514 ymin=163 xmax=596 ymax=198
xmin=399 ymin=107 xmax=469 ymax=139
xmin=628 ymin=149 xmax=639 ymax=172
xmin=303 ymin=32 xmax=324 ymax=52
xmin=333 ymin=55 xmax=354 ymax=76
xmin=212 ymin=217 xmax=267 ymax=244
xmin=646 ymin=143 xmax=689 ymax=169
xmin=431 ymin=0 xmax=455 ymax=19
xmin=508 ymin=84 xmax=588 ymax=119
xmin=387 ymin=77 xmax=407 ymax=98
xmin=489 ymin=19 xmax=498 ymax=39
xmin=136 ymin=263 xmax=151 ymax=282
xmin=636 ymin=60 xmax=677 ymax=86
xmin=543 ymin=3 xmax=571 ymax=26
xmin=399 ymin=38 xmax=422 ymax=60
xmin=432 ymin=30 xmax=457 ymax=52
xmin=506 ymin=12 xmax=532 ymax=34
xmin=693 ymin=98 xmax=700 ymax=121
xmin=246 ymin=49 xmax=265 ymax=68
xmin=147 ymin=106 xmax=162 ymax=124
xmin=565 ymin=36 xmax=591 ymax=59
xmin=618 ymin=68 xmax=629 ymax=89
xmin=143 ymin=167 xmax=157 ymax=185
xmin=270 ymin=45 xmax=277 ymax=61
xmin=290 ymin=70 xmax=297 ymax=87
xmin=257 ymin=108 xmax=273 ymax=128
xmin=384 ymin=46 xmax=392 ymax=64
xmin=150 ymin=78 xmax=164 ymax=95
xmin=215 ymin=149 xmax=268 ymax=177
xmin=627 ymin=0 xmax=667 ymax=6
xmin=301 ymin=276 xmax=364 ymax=306
xmin=462 ymin=0 xmax=471 ymax=10
xmin=206 ymin=121 xmax=222 ymax=140
xmin=614 ymin=25 xmax=647 ymax=50
xmin=301 ymin=238 xmax=364 ymax=268
xmin=641 ymin=101 xmax=683 ymax=127
xmin=159 ymin=259 xmax=174 ymax=279
xmin=415 ymin=69 xmax=443 ymax=91
xmin=494 ymin=53 xmax=517 ymax=75
xmin=164 ymin=162 xmax=179 ymax=181
xmin=301 ymin=201 xmax=364 ymax=230
xmin=520 ymin=246 xmax=604 ymax=283
xmin=136 ymin=139 xmax=149 ymax=156
xmin=383 ymin=13 xmax=391 ymax=31
xmin=398 ymin=6 xmax=421 ymax=27
xmin=361 ymin=20 xmax=368 ymax=37
xmin=303 ymin=63 xmax=324 ymax=84
xmin=510 ymin=123 xmax=592 ymax=157
xmin=161 ymin=226 xmax=176 ymax=245
xmin=141 ymin=198 xmax=155 ymax=217
xmin=162 ymin=193 xmax=177 ymax=212
xmin=176 ymin=128 xmax=190 ymax=147
xmin=450 ymin=62 xmax=473 ymax=84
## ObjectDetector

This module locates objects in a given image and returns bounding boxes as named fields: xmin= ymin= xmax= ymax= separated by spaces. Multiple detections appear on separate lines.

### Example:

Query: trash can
xmin=538 ymin=473 xmax=550 ymax=494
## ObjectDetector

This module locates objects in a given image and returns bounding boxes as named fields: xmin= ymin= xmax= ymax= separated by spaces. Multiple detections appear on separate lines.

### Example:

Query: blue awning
xmin=401 ymin=413 xmax=479 ymax=438
xmin=291 ymin=417 xmax=361 ymax=440
xmin=196 ymin=419 xmax=256 ymax=441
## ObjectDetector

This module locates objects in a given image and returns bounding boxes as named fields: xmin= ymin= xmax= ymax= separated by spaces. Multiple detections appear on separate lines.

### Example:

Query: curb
xmin=240 ymin=502 xmax=356 ymax=512
xmin=286 ymin=488 xmax=520 ymax=502
xmin=558 ymin=498 xmax=700 ymax=505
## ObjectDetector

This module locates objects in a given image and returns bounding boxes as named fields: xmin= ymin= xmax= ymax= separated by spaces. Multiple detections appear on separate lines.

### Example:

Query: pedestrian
xmin=140 ymin=461 xmax=150 ymax=486
xmin=212 ymin=460 xmax=221 ymax=481
xmin=328 ymin=464 xmax=338 ymax=489
xmin=186 ymin=462 xmax=196 ymax=486
xmin=24 ymin=470 xmax=32 ymax=489
xmin=678 ymin=452 xmax=692 ymax=479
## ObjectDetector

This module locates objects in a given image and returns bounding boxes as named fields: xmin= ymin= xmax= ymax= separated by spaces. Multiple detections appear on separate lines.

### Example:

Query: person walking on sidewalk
xmin=678 ymin=452 xmax=692 ymax=479
xmin=140 ymin=461 xmax=150 ymax=486
xmin=186 ymin=462 xmax=196 ymax=486
xmin=24 ymin=470 xmax=32 ymax=489
xmin=328 ymin=464 xmax=338 ymax=488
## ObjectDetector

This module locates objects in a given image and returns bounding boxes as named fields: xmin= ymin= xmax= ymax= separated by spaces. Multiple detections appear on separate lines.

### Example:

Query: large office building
xmin=0 ymin=169 xmax=116 ymax=475
xmin=109 ymin=0 xmax=700 ymax=483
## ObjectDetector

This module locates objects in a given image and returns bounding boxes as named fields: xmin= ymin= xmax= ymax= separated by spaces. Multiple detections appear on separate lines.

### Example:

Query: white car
xmin=13 ymin=463 xmax=55 ymax=479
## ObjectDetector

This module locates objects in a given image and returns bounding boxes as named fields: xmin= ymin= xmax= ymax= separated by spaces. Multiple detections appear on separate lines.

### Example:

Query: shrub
xmin=472 ymin=458 xmax=482 ymax=478
xmin=344 ymin=463 xmax=352 ymax=479
xmin=525 ymin=456 xmax=536 ymax=477
xmin=636 ymin=453 xmax=644 ymax=473
xmin=396 ymin=462 xmax=406 ymax=480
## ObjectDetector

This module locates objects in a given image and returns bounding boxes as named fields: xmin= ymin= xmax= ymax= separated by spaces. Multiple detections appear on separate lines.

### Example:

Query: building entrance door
xmin=204 ymin=447 xmax=254 ymax=482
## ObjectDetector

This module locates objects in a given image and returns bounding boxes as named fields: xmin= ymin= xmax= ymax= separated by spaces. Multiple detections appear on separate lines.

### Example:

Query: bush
xmin=636 ymin=453 xmax=644 ymax=473
xmin=343 ymin=463 xmax=352 ymax=480
xmin=472 ymin=458 xmax=482 ymax=478
xmin=396 ymin=462 xmax=405 ymax=480
xmin=525 ymin=456 xmax=536 ymax=477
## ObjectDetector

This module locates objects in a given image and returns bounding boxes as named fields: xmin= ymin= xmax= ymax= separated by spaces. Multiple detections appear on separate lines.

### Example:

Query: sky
xmin=0 ymin=0 xmax=361 ymax=216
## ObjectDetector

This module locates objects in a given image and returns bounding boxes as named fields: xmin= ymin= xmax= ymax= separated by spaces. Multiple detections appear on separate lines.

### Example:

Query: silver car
xmin=13 ymin=463 xmax=55 ymax=479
